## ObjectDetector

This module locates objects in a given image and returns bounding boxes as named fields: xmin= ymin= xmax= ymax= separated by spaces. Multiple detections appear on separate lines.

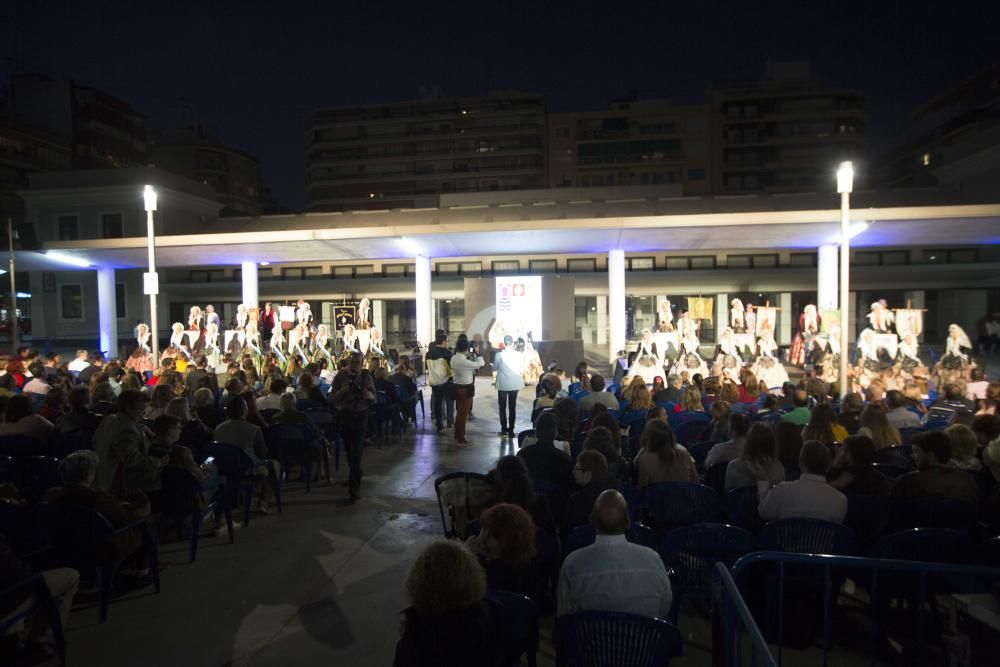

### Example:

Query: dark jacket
xmin=562 ymin=475 xmax=621 ymax=538
xmin=393 ymin=599 xmax=510 ymax=667
xmin=516 ymin=441 xmax=574 ymax=500
xmin=892 ymin=465 xmax=979 ymax=504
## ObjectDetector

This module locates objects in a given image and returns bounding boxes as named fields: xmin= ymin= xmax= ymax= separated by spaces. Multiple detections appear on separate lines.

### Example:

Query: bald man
xmin=557 ymin=490 xmax=672 ymax=618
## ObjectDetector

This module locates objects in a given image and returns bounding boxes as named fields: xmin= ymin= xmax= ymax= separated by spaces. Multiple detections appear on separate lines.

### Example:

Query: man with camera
xmin=450 ymin=335 xmax=485 ymax=446
xmin=329 ymin=352 xmax=376 ymax=500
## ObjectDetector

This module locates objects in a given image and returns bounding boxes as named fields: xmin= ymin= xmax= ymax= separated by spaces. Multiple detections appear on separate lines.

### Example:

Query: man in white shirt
xmin=67 ymin=350 xmax=90 ymax=373
xmin=558 ymin=490 xmax=672 ymax=618
xmin=493 ymin=335 xmax=525 ymax=438
xmin=705 ymin=413 xmax=749 ymax=469
xmin=885 ymin=390 xmax=922 ymax=430
xmin=23 ymin=362 xmax=52 ymax=396
xmin=759 ymin=441 xmax=847 ymax=524
xmin=965 ymin=368 xmax=989 ymax=402
xmin=256 ymin=378 xmax=288 ymax=411
xmin=578 ymin=374 xmax=619 ymax=415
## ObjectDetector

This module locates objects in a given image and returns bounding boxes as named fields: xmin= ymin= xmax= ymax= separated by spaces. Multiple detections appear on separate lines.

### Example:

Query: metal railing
xmin=725 ymin=551 xmax=1000 ymax=667
xmin=713 ymin=562 xmax=778 ymax=667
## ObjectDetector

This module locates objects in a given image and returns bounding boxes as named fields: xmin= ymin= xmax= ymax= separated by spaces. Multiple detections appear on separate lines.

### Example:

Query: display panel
xmin=495 ymin=276 xmax=543 ymax=341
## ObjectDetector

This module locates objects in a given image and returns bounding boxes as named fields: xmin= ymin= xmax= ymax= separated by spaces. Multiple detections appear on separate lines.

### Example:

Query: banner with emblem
xmin=687 ymin=297 xmax=714 ymax=322
xmin=894 ymin=309 xmax=924 ymax=338
xmin=755 ymin=307 xmax=777 ymax=337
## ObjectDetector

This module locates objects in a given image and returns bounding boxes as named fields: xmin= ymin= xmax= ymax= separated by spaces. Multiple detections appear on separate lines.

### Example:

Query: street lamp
xmin=836 ymin=161 xmax=853 ymax=399
xmin=143 ymin=185 xmax=160 ymax=362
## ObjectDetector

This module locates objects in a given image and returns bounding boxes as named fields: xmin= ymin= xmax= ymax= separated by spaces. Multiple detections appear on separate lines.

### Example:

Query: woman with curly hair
xmin=621 ymin=376 xmax=649 ymax=406
xmin=467 ymin=502 xmax=539 ymax=601
xmin=395 ymin=540 xmax=509 ymax=667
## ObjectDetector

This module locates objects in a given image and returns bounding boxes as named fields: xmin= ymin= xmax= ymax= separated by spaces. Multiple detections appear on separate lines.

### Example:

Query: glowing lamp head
xmin=143 ymin=185 xmax=158 ymax=212
xmin=836 ymin=161 xmax=854 ymax=194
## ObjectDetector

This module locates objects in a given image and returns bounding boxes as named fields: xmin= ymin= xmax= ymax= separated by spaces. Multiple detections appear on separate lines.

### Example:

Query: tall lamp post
xmin=143 ymin=185 xmax=160 ymax=362
xmin=836 ymin=161 xmax=854 ymax=399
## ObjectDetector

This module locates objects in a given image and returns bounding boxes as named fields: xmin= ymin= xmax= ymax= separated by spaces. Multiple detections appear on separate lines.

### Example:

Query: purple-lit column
xmin=608 ymin=250 xmax=625 ymax=364
xmin=241 ymin=261 xmax=259 ymax=309
xmin=415 ymin=256 xmax=432 ymax=348
xmin=96 ymin=267 xmax=118 ymax=357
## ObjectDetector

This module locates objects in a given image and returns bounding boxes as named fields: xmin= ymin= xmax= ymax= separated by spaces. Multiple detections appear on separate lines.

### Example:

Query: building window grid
xmin=921 ymin=248 xmax=979 ymax=265
xmin=57 ymin=215 xmax=79 ymax=241
xmin=665 ymin=256 xmax=717 ymax=270
xmin=626 ymin=257 xmax=655 ymax=271
xmin=528 ymin=259 xmax=558 ymax=273
xmin=491 ymin=260 xmax=520 ymax=274
xmin=382 ymin=263 xmax=414 ymax=277
xmin=566 ymin=258 xmax=597 ymax=273
xmin=60 ymin=284 xmax=83 ymax=320
xmin=727 ymin=253 xmax=778 ymax=269
xmin=854 ymin=251 xmax=910 ymax=267
xmin=101 ymin=212 xmax=124 ymax=239
xmin=189 ymin=269 xmax=226 ymax=282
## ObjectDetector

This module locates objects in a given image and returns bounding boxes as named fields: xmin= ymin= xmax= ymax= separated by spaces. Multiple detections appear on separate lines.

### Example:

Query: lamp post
xmin=143 ymin=185 xmax=160 ymax=362
xmin=836 ymin=161 xmax=853 ymax=399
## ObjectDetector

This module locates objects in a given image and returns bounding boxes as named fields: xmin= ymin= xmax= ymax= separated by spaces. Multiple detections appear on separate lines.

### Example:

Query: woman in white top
xmin=169 ymin=322 xmax=192 ymax=360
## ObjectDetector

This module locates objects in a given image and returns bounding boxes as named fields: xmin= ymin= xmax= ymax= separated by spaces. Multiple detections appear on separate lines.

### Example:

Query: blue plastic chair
xmin=702 ymin=461 xmax=729 ymax=495
xmin=206 ymin=441 xmax=282 ymax=526
xmin=872 ymin=445 xmax=913 ymax=469
xmin=887 ymin=497 xmax=978 ymax=532
xmin=643 ymin=482 xmax=724 ymax=532
xmin=674 ymin=420 xmax=709 ymax=446
xmin=304 ymin=407 xmax=340 ymax=472
xmin=656 ymin=401 xmax=676 ymax=413
xmin=759 ymin=518 xmax=854 ymax=556
xmin=564 ymin=522 xmax=657 ymax=556
xmin=685 ymin=441 xmax=715 ymax=473
xmin=268 ymin=422 xmax=327 ymax=491
xmin=898 ymin=427 xmax=924 ymax=445
xmin=724 ymin=486 xmax=761 ymax=533
xmin=658 ymin=523 xmax=755 ymax=623
xmin=668 ymin=410 xmax=709 ymax=430
xmin=872 ymin=527 xmax=974 ymax=565
xmin=606 ymin=383 xmax=620 ymax=396
xmin=160 ymin=467 xmax=234 ymax=562
xmin=38 ymin=502 xmax=160 ymax=624
xmin=620 ymin=481 xmax=642 ymax=520
xmin=0 ymin=574 xmax=67 ymax=666
xmin=486 ymin=589 xmax=538 ymax=667
xmin=620 ymin=410 xmax=647 ymax=435
xmin=555 ymin=610 xmax=683 ymax=666
xmin=259 ymin=409 xmax=280 ymax=425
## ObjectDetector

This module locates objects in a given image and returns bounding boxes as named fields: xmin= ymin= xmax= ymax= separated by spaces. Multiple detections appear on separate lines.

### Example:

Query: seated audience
xmin=94 ymin=390 xmax=166 ymax=497
xmin=705 ymin=413 xmax=750 ymax=469
xmin=22 ymin=362 xmax=51 ymax=396
xmin=837 ymin=392 xmax=864 ymax=432
xmin=801 ymin=403 xmax=847 ymax=443
xmin=892 ymin=431 xmax=979 ymax=503
xmin=563 ymin=450 xmax=621 ymax=537
xmin=857 ymin=403 xmax=901 ymax=449
xmin=0 ymin=394 xmax=54 ymax=443
xmin=885 ymin=390 xmax=922 ymax=430
xmin=965 ymin=368 xmax=989 ymax=402
xmin=38 ymin=387 xmax=68 ymax=424
xmin=516 ymin=412 xmax=573 ymax=499
xmin=759 ymin=440 xmax=848 ymax=523
xmin=466 ymin=502 xmax=539 ymax=601
xmin=193 ymin=387 xmax=222 ymax=429
xmin=633 ymin=420 xmax=697 ymax=488
xmin=394 ymin=540 xmax=510 ymax=667
xmin=256 ymin=378 xmax=287 ymax=411
xmin=551 ymin=398 xmax=579 ymax=445
xmin=827 ymin=435 xmax=891 ymax=497
xmin=927 ymin=384 xmax=974 ymax=423
xmin=654 ymin=375 xmax=683 ymax=403
xmin=725 ymin=423 xmax=785 ymax=492
xmin=578 ymin=374 xmax=619 ymax=413
xmin=945 ymin=424 xmax=982 ymax=472
xmin=214 ymin=395 xmax=280 ymax=512
xmin=775 ymin=420 xmax=805 ymax=470
xmin=55 ymin=386 xmax=98 ymax=440
xmin=707 ymin=400 xmax=731 ymax=442
xmin=294 ymin=372 xmax=326 ymax=404
xmin=557 ymin=490 xmax=672 ymax=618
xmin=780 ymin=390 xmax=811 ymax=426
xmin=145 ymin=384 xmax=175 ymax=420
xmin=488 ymin=455 xmax=556 ymax=534
xmin=582 ymin=426 xmax=630 ymax=483
xmin=673 ymin=386 xmax=705 ymax=414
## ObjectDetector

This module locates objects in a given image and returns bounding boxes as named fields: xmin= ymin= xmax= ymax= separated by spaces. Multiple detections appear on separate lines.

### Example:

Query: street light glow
xmin=836 ymin=161 xmax=854 ymax=194
xmin=826 ymin=220 xmax=869 ymax=244
xmin=46 ymin=251 xmax=92 ymax=268
xmin=143 ymin=184 xmax=158 ymax=212
xmin=396 ymin=236 xmax=423 ymax=257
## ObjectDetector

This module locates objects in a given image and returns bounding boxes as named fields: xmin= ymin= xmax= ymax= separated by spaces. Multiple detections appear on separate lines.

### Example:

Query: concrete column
xmin=415 ymin=255 xmax=432 ymax=347
xmin=28 ymin=272 xmax=46 ymax=338
xmin=241 ymin=261 xmax=259 ymax=308
xmin=778 ymin=292 xmax=793 ymax=346
xmin=96 ymin=267 xmax=118 ymax=357
xmin=716 ymin=293 xmax=728 ymax=334
xmin=817 ymin=244 xmax=838 ymax=311
xmin=596 ymin=295 xmax=608 ymax=345
xmin=608 ymin=250 xmax=626 ymax=363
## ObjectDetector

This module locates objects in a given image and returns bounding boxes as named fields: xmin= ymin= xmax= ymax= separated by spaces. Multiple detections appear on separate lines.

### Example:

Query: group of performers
xmin=126 ymin=298 xmax=392 ymax=376
xmin=627 ymin=295 xmax=980 ymax=394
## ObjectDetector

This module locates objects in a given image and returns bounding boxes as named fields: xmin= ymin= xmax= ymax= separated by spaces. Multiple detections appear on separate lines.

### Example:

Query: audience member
xmin=165 ymin=397 xmax=212 ymax=461
xmin=582 ymin=426 xmax=630 ymax=483
xmin=759 ymin=440 xmax=847 ymax=523
xmin=516 ymin=412 xmax=573 ymax=499
xmin=965 ymin=368 xmax=989 ymax=402
xmin=774 ymin=420 xmax=805 ymax=469
xmin=654 ymin=375 xmax=683 ymax=403
xmin=674 ymin=386 xmax=705 ymax=414
xmin=489 ymin=455 xmax=556 ymax=534
xmin=708 ymin=400 xmax=732 ymax=442
xmin=725 ymin=423 xmax=785 ymax=492
xmin=780 ymin=390 xmax=811 ymax=426
xmin=633 ymin=420 xmax=697 ymax=488
xmin=801 ymin=403 xmax=846 ymax=443
xmin=466 ymin=502 xmax=539 ymax=601
xmin=945 ymin=424 xmax=982 ymax=472
xmin=0 ymin=394 xmax=55 ymax=443
xmin=557 ymin=490 xmax=671 ymax=618
xmin=705 ymin=413 xmax=750 ymax=469
xmin=857 ymin=403 xmax=902 ymax=449
xmin=927 ymin=384 xmax=974 ymax=423
xmin=563 ymin=450 xmax=621 ymax=537
xmin=885 ymin=390 xmax=922 ymax=430
xmin=827 ymin=435 xmax=891 ymax=497
xmin=579 ymin=374 xmax=619 ymax=413
xmin=214 ymin=395 xmax=280 ymax=512
xmin=93 ymin=390 xmax=166 ymax=499
xmin=892 ymin=431 xmax=978 ymax=503
xmin=837 ymin=392 xmax=865 ymax=432
xmin=22 ymin=362 xmax=51 ymax=396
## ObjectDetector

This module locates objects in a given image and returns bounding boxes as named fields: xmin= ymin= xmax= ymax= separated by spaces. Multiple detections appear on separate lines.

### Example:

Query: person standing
xmin=450 ymin=337 xmax=484 ymax=446
xmin=330 ymin=353 xmax=376 ymax=500
xmin=425 ymin=333 xmax=454 ymax=433
xmin=259 ymin=302 xmax=276 ymax=350
xmin=493 ymin=335 xmax=524 ymax=438
xmin=205 ymin=304 xmax=222 ymax=331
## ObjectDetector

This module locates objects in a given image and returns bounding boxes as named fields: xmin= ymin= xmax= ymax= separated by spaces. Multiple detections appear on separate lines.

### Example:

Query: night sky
xmin=4 ymin=0 xmax=998 ymax=211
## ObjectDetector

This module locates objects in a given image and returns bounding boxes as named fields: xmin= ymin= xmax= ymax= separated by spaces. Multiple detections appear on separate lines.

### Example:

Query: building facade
xmin=306 ymin=91 xmax=546 ymax=212
xmin=711 ymin=62 xmax=866 ymax=194
xmin=149 ymin=126 xmax=264 ymax=216
xmin=547 ymin=99 xmax=716 ymax=194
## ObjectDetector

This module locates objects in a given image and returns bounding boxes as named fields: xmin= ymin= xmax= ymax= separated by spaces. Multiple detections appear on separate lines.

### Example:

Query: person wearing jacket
xmin=450 ymin=337 xmax=485 ymax=445
xmin=492 ymin=335 xmax=525 ymax=438
xmin=425 ymin=333 xmax=454 ymax=433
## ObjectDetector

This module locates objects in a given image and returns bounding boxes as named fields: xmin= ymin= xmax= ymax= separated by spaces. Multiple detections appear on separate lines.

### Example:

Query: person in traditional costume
xmin=204 ymin=322 xmax=222 ymax=369
xmin=677 ymin=310 xmax=700 ymax=339
xmin=287 ymin=323 xmax=311 ymax=366
xmin=933 ymin=324 xmax=975 ymax=388
xmin=810 ymin=330 xmax=840 ymax=385
xmin=713 ymin=327 xmax=744 ymax=383
xmin=169 ymin=322 xmax=192 ymax=360
xmin=521 ymin=336 xmax=543 ymax=385
xmin=234 ymin=304 xmax=249 ymax=331
xmin=312 ymin=324 xmax=333 ymax=364
xmin=866 ymin=300 xmax=895 ymax=333
xmin=752 ymin=329 xmax=790 ymax=390
xmin=269 ymin=326 xmax=288 ymax=373
xmin=730 ymin=299 xmax=746 ymax=333
xmin=788 ymin=304 xmax=820 ymax=366
xmin=295 ymin=300 xmax=314 ymax=331
xmin=357 ymin=298 xmax=372 ymax=330
xmin=673 ymin=327 xmax=709 ymax=379
xmin=244 ymin=321 xmax=264 ymax=373
xmin=658 ymin=300 xmax=674 ymax=332
xmin=625 ymin=329 xmax=662 ymax=384
xmin=855 ymin=328 xmax=889 ymax=386
xmin=745 ymin=302 xmax=757 ymax=338
xmin=126 ymin=323 xmax=154 ymax=374
xmin=341 ymin=324 xmax=360 ymax=357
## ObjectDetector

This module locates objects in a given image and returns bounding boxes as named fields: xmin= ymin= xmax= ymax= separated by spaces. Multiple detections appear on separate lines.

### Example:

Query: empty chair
xmin=304 ymin=407 xmax=340 ymax=472
xmin=555 ymin=610 xmax=683 ymax=666
xmin=268 ymin=422 xmax=325 ymax=492
xmin=434 ymin=472 xmax=492 ymax=539
xmin=758 ymin=518 xmax=854 ymax=556
xmin=643 ymin=482 xmax=723 ymax=532
xmin=205 ymin=442 xmax=282 ymax=526
xmin=898 ymin=427 xmax=924 ymax=445
xmin=658 ymin=523 xmax=754 ymax=623
xmin=160 ymin=467 xmax=234 ymax=562
xmin=702 ymin=462 xmax=729 ymax=495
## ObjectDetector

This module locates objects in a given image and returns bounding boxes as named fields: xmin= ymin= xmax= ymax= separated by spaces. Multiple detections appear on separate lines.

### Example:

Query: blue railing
xmin=727 ymin=551 xmax=1000 ymax=667
xmin=713 ymin=562 xmax=778 ymax=667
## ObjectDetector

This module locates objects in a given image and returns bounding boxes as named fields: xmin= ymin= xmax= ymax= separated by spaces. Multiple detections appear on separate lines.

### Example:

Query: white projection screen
xmin=495 ymin=276 xmax=543 ymax=340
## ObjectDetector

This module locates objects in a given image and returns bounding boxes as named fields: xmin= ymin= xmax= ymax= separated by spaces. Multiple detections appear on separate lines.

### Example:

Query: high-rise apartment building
xmin=547 ymin=99 xmax=715 ymax=194
xmin=306 ymin=91 xmax=546 ymax=212
xmin=711 ymin=62 xmax=866 ymax=194
xmin=149 ymin=126 xmax=264 ymax=216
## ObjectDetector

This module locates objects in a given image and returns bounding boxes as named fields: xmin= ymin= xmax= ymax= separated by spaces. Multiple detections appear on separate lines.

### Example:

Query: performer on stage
xmin=288 ymin=323 xmax=310 ymax=366
xmin=752 ymin=329 xmax=790 ymax=390
xmin=357 ymin=298 xmax=372 ymax=329
xmin=126 ymin=323 xmax=154 ymax=374
xmin=244 ymin=321 xmax=264 ymax=373
xmin=809 ymin=331 xmax=840 ymax=386
xmin=745 ymin=302 xmax=757 ymax=338
xmin=657 ymin=300 xmax=674 ymax=332
xmin=933 ymin=324 xmax=975 ymax=389
xmin=296 ymin=300 xmax=314 ymax=330
xmin=269 ymin=326 xmax=288 ymax=373
xmin=521 ymin=336 xmax=543 ymax=385
xmin=234 ymin=304 xmax=249 ymax=331
xmin=367 ymin=325 xmax=386 ymax=367
xmin=625 ymin=329 xmax=662 ymax=384
xmin=788 ymin=304 xmax=820 ymax=366
xmin=313 ymin=324 xmax=334 ymax=363
xmin=259 ymin=302 xmax=277 ymax=349
xmin=204 ymin=322 xmax=222 ymax=369
xmin=730 ymin=299 xmax=746 ymax=333
xmin=867 ymin=300 xmax=895 ymax=333
xmin=677 ymin=309 xmax=700 ymax=339
xmin=169 ymin=322 xmax=192 ymax=360
xmin=187 ymin=306 xmax=205 ymax=352
xmin=673 ymin=327 xmax=709 ymax=379
xmin=341 ymin=324 xmax=360 ymax=356
xmin=713 ymin=327 xmax=744 ymax=383
xmin=205 ymin=304 xmax=221 ymax=331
